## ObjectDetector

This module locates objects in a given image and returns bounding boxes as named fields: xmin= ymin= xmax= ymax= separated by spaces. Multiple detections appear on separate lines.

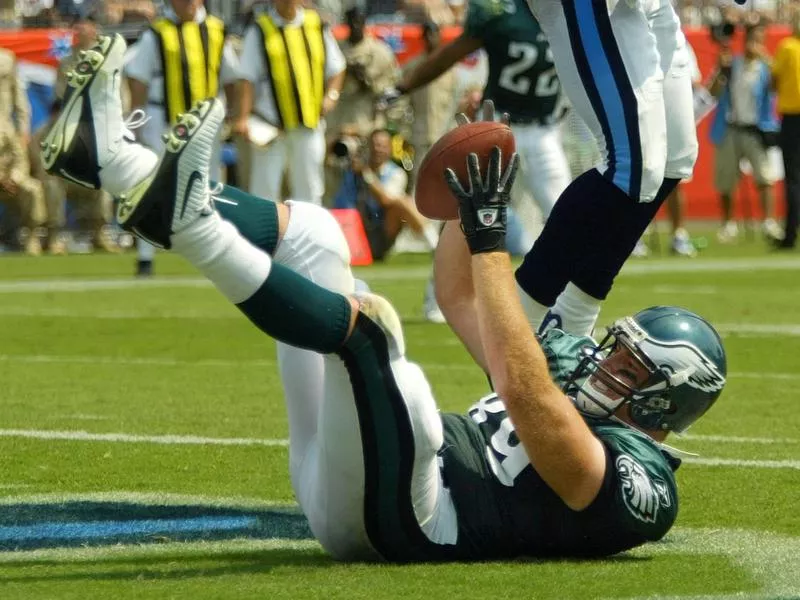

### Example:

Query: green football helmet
xmin=566 ymin=306 xmax=727 ymax=433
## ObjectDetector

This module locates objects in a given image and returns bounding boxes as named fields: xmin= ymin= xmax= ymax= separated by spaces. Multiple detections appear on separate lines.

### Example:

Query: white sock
xmin=171 ymin=212 xmax=271 ymax=304
xmin=516 ymin=281 xmax=551 ymax=333
xmin=550 ymin=282 xmax=602 ymax=337
xmin=137 ymin=238 xmax=156 ymax=261
xmin=100 ymin=139 xmax=159 ymax=196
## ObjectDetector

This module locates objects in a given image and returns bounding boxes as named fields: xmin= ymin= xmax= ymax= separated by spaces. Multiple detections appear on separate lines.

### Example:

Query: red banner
xmin=333 ymin=24 xmax=793 ymax=220
xmin=0 ymin=28 xmax=72 ymax=67
xmin=2 ymin=25 xmax=793 ymax=220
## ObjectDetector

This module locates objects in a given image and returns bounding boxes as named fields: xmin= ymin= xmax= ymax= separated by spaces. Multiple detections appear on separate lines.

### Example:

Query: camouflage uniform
xmin=404 ymin=52 xmax=457 ymax=188
xmin=0 ymin=49 xmax=45 ymax=255
xmin=327 ymin=35 xmax=399 ymax=140
xmin=50 ymin=49 xmax=119 ymax=253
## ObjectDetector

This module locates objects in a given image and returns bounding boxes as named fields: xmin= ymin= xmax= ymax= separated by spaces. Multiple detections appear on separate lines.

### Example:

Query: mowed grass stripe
xmin=0 ymin=254 xmax=798 ymax=293
xmin=2 ymin=353 xmax=799 ymax=380
xmin=0 ymin=525 xmax=796 ymax=600
xmin=1 ymin=429 xmax=797 ymax=470
xmin=3 ymin=305 xmax=800 ymax=337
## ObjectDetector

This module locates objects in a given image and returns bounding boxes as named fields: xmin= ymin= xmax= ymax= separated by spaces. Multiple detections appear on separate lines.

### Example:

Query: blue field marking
xmin=0 ymin=500 xmax=314 ymax=552
xmin=0 ymin=515 xmax=259 ymax=543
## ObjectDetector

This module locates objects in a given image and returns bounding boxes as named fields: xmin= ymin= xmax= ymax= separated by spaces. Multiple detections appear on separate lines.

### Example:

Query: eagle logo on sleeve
xmin=616 ymin=454 xmax=664 ymax=523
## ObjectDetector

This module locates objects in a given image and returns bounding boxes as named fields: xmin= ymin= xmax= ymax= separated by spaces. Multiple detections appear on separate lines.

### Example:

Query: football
xmin=414 ymin=121 xmax=516 ymax=220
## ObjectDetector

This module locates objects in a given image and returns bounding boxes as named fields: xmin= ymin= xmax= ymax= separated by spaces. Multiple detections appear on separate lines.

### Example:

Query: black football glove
xmin=444 ymin=147 xmax=520 ymax=255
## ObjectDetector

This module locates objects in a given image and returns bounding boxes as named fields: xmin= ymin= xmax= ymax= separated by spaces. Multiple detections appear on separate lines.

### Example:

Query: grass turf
xmin=0 ymin=232 xmax=798 ymax=599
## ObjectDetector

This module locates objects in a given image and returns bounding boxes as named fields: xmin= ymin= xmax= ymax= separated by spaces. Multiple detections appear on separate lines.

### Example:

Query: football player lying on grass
xmin=42 ymin=34 xmax=727 ymax=562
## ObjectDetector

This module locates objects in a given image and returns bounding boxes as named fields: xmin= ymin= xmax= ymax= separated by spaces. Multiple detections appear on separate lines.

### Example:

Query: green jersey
xmin=439 ymin=329 xmax=680 ymax=559
xmin=464 ymin=0 xmax=561 ymax=123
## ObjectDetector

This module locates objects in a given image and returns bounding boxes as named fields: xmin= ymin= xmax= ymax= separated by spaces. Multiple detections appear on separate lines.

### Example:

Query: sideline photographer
xmin=332 ymin=128 xmax=433 ymax=260
xmin=708 ymin=22 xmax=782 ymax=244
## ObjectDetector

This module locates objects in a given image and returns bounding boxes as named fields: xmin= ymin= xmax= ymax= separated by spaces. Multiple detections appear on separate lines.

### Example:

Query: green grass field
xmin=1 ymin=232 xmax=798 ymax=600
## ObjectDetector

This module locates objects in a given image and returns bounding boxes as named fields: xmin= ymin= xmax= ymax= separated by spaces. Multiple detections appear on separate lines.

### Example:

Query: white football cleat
xmin=116 ymin=98 xmax=225 ymax=249
xmin=40 ymin=34 xmax=126 ymax=189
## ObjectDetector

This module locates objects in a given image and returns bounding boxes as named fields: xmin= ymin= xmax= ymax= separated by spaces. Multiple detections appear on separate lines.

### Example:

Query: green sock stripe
xmin=236 ymin=262 xmax=351 ymax=354
xmin=213 ymin=183 xmax=279 ymax=255
xmin=338 ymin=314 xmax=449 ymax=563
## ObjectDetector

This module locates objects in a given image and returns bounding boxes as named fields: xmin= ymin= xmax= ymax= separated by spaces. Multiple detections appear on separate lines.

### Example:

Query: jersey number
xmin=498 ymin=42 xmax=559 ymax=98
xmin=469 ymin=394 xmax=530 ymax=486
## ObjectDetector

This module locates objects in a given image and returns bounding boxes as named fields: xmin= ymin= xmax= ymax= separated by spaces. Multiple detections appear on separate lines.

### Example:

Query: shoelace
xmin=124 ymin=109 xmax=151 ymax=131
xmin=199 ymin=181 xmax=225 ymax=213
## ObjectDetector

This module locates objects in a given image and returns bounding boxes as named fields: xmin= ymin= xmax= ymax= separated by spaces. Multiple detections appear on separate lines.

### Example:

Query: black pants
xmin=780 ymin=114 xmax=800 ymax=246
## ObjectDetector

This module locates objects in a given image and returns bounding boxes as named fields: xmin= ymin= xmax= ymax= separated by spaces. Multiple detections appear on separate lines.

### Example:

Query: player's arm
xmin=447 ymin=150 xmax=607 ymax=511
xmin=398 ymin=33 xmax=482 ymax=94
xmin=434 ymin=219 xmax=488 ymax=371
xmin=434 ymin=105 xmax=508 ymax=373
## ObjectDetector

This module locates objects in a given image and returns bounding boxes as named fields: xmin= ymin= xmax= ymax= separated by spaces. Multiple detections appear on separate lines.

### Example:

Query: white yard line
xmin=0 ymin=277 xmax=211 ymax=294
xmin=683 ymin=457 xmax=800 ymax=470
xmin=0 ymin=537 xmax=320 ymax=564
xmin=715 ymin=323 xmax=800 ymax=336
xmin=0 ymin=491 xmax=295 ymax=509
xmin=0 ymin=306 xmax=238 ymax=320
xmin=0 ymin=353 xmax=278 ymax=368
xmin=0 ymin=429 xmax=289 ymax=447
xmin=681 ymin=433 xmax=798 ymax=445
xmin=1 ymin=429 xmax=797 ymax=471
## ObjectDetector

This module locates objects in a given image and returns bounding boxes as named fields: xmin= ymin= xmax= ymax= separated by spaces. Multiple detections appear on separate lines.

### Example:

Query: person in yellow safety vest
xmin=234 ymin=0 xmax=346 ymax=205
xmin=124 ymin=0 xmax=240 ymax=277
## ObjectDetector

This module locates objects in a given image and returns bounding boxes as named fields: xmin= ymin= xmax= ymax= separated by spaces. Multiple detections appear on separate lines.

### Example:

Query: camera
xmin=710 ymin=20 xmax=736 ymax=44
xmin=332 ymin=135 xmax=363 ymax=160
xmin=329 ymin=134 xmax=366 ymax=169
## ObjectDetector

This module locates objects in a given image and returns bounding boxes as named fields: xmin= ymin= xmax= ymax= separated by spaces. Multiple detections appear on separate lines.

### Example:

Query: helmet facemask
xmin=567 ymin=318 xmax=677 ymax=429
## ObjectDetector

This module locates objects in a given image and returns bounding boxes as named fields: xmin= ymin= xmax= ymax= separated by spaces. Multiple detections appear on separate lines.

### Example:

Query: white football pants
xmin=273 ymin=201 xmax=458 ymax=560
xmin=511 ymin=122 xmax=571 ymax=220
xmin=249 ymin=126 xmax=326 ymax=205
xmin=529 ymin=0 xmax=696 ymax=202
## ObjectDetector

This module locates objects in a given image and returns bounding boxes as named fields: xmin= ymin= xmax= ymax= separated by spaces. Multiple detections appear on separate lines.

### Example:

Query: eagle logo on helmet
xmin=639 ymin=339 xmax=726 ymax=393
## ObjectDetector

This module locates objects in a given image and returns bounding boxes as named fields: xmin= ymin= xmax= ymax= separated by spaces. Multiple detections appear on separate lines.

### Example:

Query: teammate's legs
xmin=250 ymin=136 xmax=288 ymax=200
xmin=512 ymin=122 xmax=571 ymax=220
xmin=287 ymin=127 xmax=326 ymax=206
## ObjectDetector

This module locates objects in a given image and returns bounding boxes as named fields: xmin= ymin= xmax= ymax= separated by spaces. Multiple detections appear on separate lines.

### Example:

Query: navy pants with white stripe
xmin=517 ymin=0 xmax=697 ymax=305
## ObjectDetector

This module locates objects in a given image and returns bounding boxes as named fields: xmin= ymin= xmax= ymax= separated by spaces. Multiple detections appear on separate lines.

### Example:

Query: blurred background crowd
xmin=0 ymin=0 xmax=798 ymax=285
